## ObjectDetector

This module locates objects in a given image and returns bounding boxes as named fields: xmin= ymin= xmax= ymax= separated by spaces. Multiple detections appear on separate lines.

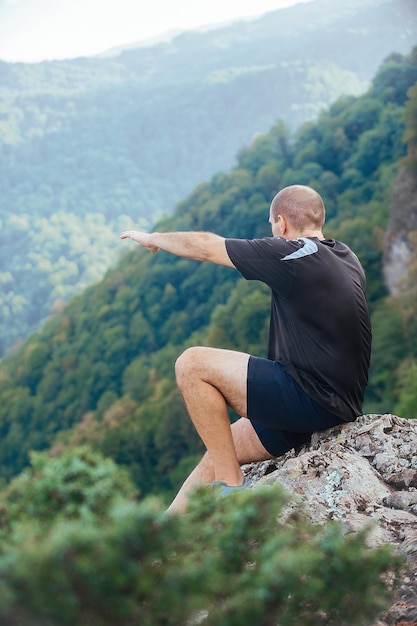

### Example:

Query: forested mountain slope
xmin=0 ymin=48 xmax=416 ymax=500
xmin=0 ymin=0 xmax=416 ymax=356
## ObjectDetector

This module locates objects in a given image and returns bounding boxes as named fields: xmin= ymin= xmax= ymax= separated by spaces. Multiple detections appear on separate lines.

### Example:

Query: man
xmin=120 ymin=184 xmax=371 ymax=514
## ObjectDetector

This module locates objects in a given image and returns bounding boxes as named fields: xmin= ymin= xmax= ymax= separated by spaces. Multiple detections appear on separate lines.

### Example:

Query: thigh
xmin=176 ymin=346 xmax=250 ymax=416
xmin=230 ymin=418 xmax=276 ymax=464
xmin=231 ymin=416 xmax=309 ymax=463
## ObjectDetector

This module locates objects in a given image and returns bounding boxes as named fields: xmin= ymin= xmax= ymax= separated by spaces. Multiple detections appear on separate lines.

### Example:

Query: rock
xmin=243 ymin=414 xmax=417 ymax=626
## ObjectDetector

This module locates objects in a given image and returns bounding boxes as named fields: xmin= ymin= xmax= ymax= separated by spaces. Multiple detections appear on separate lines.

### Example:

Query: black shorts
xmin=247 ymin=356 xmax=345 ymax=457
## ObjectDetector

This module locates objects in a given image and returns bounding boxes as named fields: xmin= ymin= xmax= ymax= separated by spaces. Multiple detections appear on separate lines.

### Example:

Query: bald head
xmin=270 ymin=185 xmax=325 ymax=235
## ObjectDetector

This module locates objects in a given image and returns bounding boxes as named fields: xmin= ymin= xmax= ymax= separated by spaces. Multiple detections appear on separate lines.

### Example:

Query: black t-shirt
xmin=225 ymin=236 xmax=372 ymax=421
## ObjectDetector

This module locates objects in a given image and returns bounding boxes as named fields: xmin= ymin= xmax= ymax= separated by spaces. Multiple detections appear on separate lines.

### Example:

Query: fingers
xmin=120 ymin=230 xmax=137 ymax=240
xmin=119 ymin=230 xmax=142 ymax=242
xmin=120 ymin=231 xmax=159 ymax=254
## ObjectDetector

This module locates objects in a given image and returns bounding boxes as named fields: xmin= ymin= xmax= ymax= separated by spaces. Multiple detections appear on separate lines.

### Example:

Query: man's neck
xmin=285 ymin=230 xmax=324 ymax=241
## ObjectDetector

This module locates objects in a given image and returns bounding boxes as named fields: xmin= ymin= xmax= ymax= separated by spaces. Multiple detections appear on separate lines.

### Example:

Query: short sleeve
xmin=225 ymin=237 xmax=296 ymax=293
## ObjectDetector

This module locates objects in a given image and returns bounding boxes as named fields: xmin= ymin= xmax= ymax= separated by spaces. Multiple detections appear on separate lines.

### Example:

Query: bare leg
xmin=174 ymin=346 xmax=251 ymax=488
xmin=167 ymin=417 xmax=275 ymax=514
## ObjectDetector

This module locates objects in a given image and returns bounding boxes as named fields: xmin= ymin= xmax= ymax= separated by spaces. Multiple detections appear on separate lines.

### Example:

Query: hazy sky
xmin=0 ymin=0 xmax=315 ymax=63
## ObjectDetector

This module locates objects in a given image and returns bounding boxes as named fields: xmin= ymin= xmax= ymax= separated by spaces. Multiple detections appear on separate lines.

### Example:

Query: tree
xmin=403 ymin=81 xmax=417 ymax=169
xmin=0 ymin=445 xmax=137 ymax=525
xmin=395 ymin=360 xmax=417 ymax=418
xmin=371 ymin=49 xmax=417 ymax=107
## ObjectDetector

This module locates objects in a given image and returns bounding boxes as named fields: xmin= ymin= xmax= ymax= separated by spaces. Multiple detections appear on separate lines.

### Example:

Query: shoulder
xmin=320 ymin=239 xmax=366 ymax=281
xmin=226 ymin=236 xmax=294 ymax=256
xmin=320 ymin=239 xmax=363 ymax=264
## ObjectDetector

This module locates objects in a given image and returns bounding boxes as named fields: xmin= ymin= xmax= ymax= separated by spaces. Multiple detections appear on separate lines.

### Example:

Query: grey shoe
xmin=209 ymin=476 xmax=252 ymax=496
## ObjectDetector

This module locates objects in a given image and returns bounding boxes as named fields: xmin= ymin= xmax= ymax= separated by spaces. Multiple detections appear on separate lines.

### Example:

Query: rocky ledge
xmin=243 ymin=414 xmax=417 ymax=626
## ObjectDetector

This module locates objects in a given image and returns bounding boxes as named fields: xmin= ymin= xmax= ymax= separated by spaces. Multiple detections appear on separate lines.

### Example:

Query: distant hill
xmin=0 ymin=0 xmax=416 ymax=356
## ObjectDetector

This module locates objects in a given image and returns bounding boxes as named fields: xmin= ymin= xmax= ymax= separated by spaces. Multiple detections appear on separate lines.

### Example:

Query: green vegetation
xmin=0 ymin=446 xmax=401 ymax=626
xmin=0 ymin=49 xmax=416 ymax=500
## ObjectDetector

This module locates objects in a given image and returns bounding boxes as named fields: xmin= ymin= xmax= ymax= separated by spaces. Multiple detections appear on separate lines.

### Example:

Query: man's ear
xmin=278 ymin=214 xmax=288 ymax=236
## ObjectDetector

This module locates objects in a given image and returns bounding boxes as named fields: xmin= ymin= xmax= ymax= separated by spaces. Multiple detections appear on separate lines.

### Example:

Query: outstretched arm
xmin=120 ymin=230 xmax=235 ymax=268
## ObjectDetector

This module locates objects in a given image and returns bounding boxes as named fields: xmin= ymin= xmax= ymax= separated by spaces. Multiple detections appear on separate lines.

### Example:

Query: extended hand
xmin=120 ymin=230 xmax=159 ymax=254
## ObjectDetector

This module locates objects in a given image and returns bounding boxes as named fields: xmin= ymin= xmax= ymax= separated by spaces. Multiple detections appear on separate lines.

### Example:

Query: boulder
xmin=243 ymin=414 xmax=417 ymax=626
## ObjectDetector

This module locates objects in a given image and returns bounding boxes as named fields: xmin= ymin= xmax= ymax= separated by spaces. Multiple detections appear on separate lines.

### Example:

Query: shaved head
xmin=270 ymin=185 xmax=325 ymax=233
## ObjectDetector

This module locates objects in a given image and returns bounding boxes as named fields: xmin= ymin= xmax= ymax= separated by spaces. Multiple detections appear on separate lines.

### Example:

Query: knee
xmin=175 ymin=346 xmax=203 ymax=386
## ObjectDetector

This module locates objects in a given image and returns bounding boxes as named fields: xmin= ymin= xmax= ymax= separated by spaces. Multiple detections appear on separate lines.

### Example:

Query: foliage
xmin=395 ymin=359 xmax=417 ymax=417
xmin=403 ymin=80 xmax=417 ymax=170
xmin=0 ymin=447 xmax=402 ymax=626
xmin=0 ymin=445 xmax=137 ymax=529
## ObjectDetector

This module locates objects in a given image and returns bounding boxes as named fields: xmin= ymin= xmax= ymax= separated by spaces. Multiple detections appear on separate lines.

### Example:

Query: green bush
xmin=0 ymin=448 xmax=402 ymax=626
xmin=0 ymin=445 xmax=137 ymax=527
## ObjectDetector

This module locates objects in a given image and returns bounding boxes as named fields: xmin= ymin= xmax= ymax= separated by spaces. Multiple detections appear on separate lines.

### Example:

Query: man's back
xmin=226 ymin=236 xmax=372 ymax=421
